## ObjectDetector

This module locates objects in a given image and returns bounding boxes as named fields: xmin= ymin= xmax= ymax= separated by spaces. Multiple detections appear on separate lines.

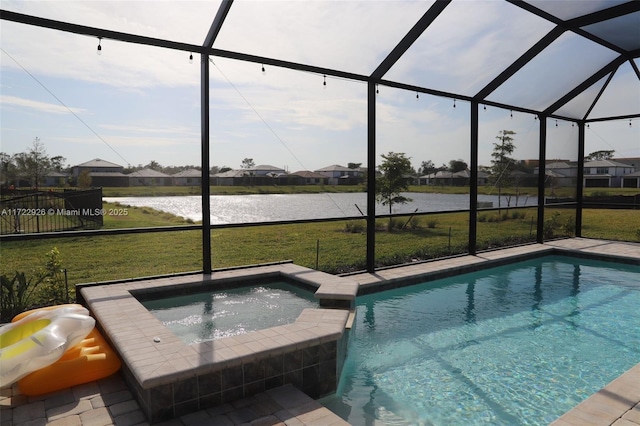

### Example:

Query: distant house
xmin=128 ymin=168 xmax=172 ymax=186
xmin=535 ymin=161 xmax=577 ymax=188
xmin=244 ymin=165 xmax=286 ymax=176
xmin=211 ymin=169 xmax=245 ymax=186
xmin=315 ymin=165 xmax=361 ymax=185
xmin=72 ymin=159 xmax=124 ymax=177
xmin=71 ymin=159 xmax=128 ymax=187
xmin=509 ymin=170 xmax=538 ymax=188
xmin=419 ymin=169 xmax=489 ymax=186
xmin=43 ymin=170 xmax=69 ymax=187
xmin=210 ymin=165 xmax=287 ymax=186
xmin=89 ymin=172 xmax=129 ymax=187
xmin=621 ymin=170 xmax=640 ymax=188
xmin=611 ymin=157 xmax=640 ymax=169
xmin=288 ymin=171 xmax=329 ymax=185
xmin=421 ymin=171 xmax=454 ymax=185
xmin=583 ymin=159 xmax=635 ymax=188
xmin=172 ymin=169 xmax=202 ymax=186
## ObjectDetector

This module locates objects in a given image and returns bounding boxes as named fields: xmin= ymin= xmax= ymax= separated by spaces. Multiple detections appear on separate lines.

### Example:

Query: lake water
xmin=104 ymin=192 xmax=536 ymax=225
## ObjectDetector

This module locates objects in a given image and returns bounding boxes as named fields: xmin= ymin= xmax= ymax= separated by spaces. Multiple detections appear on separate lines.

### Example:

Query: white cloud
xmin=99 ymin=123 xmax=199 ymax=137
xmin=1 ymin=94 xmax=85 ymax=115
xmin=1 ymin=1 xmax=637 ymax=170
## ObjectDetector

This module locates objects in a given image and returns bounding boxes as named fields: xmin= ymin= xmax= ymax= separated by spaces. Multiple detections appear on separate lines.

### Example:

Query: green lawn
xmin=3 ymin=204 xmax=637 ymax=287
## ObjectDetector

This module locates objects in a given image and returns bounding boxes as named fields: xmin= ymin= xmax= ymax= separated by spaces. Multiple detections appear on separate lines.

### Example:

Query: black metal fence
xmin=0 ymin=188 xmax=103 ymax=234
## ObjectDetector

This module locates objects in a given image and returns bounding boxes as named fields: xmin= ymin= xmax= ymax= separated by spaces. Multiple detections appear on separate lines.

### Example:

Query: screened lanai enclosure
xmin=1 ymin=1 xmax=639 ymax=280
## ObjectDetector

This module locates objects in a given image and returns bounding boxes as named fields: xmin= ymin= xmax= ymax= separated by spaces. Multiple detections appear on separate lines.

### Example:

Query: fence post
xmin=315 ymin=240 xmax=320 ymax=270
xmin=35 ymin=193 xmax=40 ymax=233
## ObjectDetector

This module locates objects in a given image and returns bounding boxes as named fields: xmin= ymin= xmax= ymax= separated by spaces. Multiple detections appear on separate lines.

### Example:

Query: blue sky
xmin=1 ymin=1 xmax=638 ymax=172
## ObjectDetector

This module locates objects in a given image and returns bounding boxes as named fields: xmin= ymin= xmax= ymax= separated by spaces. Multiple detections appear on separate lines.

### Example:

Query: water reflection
xmin=105 ymin=192 xmax=537 ymax=224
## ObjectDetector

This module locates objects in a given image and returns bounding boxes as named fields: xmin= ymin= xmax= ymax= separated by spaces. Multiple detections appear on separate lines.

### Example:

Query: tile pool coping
xmin=79 ymin=263 xmax=358 ymax=390
xmin=78 ymin=262 xmax=358 ymax=422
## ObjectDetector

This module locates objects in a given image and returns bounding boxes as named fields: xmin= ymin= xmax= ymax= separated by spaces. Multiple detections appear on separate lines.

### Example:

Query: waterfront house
xmin=128 ymin=168 xmax=172 ymax=186
xmin=172 ymin=169 xmax=202 ymax=186
xmin=71 ymin=159 xmax=128 ymax=187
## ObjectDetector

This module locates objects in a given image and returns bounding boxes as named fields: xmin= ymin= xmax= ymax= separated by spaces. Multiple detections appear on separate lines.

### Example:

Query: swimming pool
xmin=141 ymin=282 xmax=317 ymax=345
xmin=322 ymin=255 xmax=640 ymax=425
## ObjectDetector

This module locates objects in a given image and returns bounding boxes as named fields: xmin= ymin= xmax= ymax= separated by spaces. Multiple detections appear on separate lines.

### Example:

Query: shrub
xmin=487 ymin=214 xmax=500 ymax=223
xmin=407 ymin=217 xmax=422 ymax=230
xmin=562 ymin=216 xmax=576 ymax=236
xmin=1 ymin=272 xmax=46 ymax=323
xmin=0 ymin=247 xmax=69 ymax=322
xmin=478 ymin=214 xmax=487 ymax=222
xmin=426 ymin=219 xmax=438 ymax=229
xmin=389 ymin=217 xmax=403 ymax=231
xmin=38 ymin=247 xmax=70 ymax=305
xmin=344 ymin=220 xmax=365 ymax=233
xmin=544 ymin=211 xmax=561 ymax=239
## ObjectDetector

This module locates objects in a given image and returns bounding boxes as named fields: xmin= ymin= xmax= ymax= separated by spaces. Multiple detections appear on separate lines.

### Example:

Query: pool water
xmin=141 ymin=282 xmax=317 ymax=344
xmin=322 ymin=256 xmax=640 ymax=425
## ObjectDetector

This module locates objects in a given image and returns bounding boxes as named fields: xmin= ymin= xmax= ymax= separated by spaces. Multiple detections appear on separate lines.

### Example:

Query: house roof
xmin=315 ymin=165 xmax=351 ymax=172
xmin=128 ymin=168 xmax=171 ymax=178
xmin=247 ymin=165 xmax=285 ymax=172
xmin=583 ymin=159 xmax=633 ymax=168
xmin=212 ymin=169 xmax=245 ymax=178
xmin=613 ymin=157 xmax=640 ymax=167
xmin=289 ymin=171 xmax=329 ymax=179
xmin=546 ymin=162 xmax=574 ymax=169
xmin=172 ymin=169 xmax=201 ymax=178
xmin=89 ymin=172 xmax=128 ymax=178
xmin=74 ymin=159 xmax=123 ymax=169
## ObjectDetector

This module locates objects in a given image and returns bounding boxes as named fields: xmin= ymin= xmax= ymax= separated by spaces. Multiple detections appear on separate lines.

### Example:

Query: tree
xmin=78 ymin=170 xmax=92 ymax=188
xmin=490 ymin=130 xmax=516 ymax=210
xmin=240 ymin=158 xmax=255 ymax=170
xmin=448 ymin=159 xmax=468 ymax=173
xmin=13 ymin=137 xmax=56 ymax=189
xmin=0 ymin=152 xmax=18 ymax=187
xmin=586 ymin=150 xmax=614 ymax=161
xmin=376 ymin=152 xmax=413 ymax=231
xmin=240 ymin=158 xmax=255 ymax=185
xmin=146 ymin=160 xmax=162 ymax=171
xmin=418 ymin=160 xmax=436 ymax=176
xmin=347 ymin=162 xmax=362 ymax=169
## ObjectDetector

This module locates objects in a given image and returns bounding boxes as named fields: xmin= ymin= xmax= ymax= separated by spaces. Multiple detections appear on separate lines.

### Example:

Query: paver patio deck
xmin=1 ymin=238 xmax=638 ymax=425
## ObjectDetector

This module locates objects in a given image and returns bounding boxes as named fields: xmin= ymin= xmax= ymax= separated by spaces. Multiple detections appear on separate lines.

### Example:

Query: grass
xmin=1 ymin=196 xmax=638 ymax=295
xmin=100 ymin=201 xmax=196 ymax=228
xmin=581 ymin=208 xmax=640 ymax=241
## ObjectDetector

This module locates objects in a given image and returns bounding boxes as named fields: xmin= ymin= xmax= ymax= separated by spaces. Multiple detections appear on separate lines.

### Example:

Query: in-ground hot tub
xmin=78 ymin=262 xmax=358 ymax=423
xmin=139 ymin=280 xmax=320 ymax=344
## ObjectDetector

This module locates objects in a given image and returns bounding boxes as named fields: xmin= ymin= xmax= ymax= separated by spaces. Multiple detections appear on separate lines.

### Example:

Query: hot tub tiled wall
xmin=78 ymin=263 xmax=357 ymax=424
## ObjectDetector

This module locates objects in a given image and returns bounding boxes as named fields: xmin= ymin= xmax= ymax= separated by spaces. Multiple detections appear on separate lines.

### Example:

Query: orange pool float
xmin=12 ymin=305 xmax=121 ymax=396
